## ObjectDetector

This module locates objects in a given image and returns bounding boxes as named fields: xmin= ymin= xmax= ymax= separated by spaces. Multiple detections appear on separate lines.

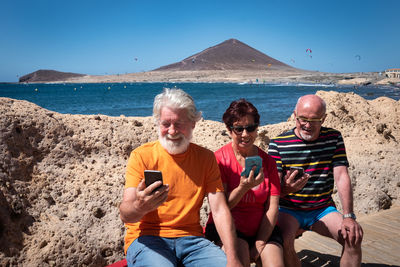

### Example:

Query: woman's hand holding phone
xmin=240 ymin=164 xmax=264 ymax=190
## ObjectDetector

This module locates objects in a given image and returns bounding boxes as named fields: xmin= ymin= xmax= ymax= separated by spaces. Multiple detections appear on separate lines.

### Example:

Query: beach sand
xmin=1 ymin=90 xmax=399 ymax=266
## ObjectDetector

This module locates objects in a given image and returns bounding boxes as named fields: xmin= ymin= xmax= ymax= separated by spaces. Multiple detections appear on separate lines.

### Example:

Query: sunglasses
xmin=230 ymin=124 xmax=258 ymax=134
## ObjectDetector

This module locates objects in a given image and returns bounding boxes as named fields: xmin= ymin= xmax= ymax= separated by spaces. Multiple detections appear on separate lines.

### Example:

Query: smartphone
xmin=144 ymin=170 xmax=163 ymax=192
xmin=241 ymin=156 xmax=262 ymax=178
xmin=290 ymin=166 xmax=304 ymax=181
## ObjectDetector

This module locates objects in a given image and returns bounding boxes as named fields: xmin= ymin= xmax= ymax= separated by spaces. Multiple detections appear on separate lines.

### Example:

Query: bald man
xmin=268 ymin=95 xmax=363 ymax=267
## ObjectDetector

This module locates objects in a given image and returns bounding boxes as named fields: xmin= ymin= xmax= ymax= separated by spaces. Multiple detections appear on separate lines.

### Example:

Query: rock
xmin=1 ymin=90 xmax=400 ymax=265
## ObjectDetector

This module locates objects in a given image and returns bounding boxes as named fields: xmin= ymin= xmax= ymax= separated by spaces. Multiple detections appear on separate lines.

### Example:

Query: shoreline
xmin=15 ymin=70 xmax=400 ymax=86
xmin=16 ymin=80 xmax=397 ymax=87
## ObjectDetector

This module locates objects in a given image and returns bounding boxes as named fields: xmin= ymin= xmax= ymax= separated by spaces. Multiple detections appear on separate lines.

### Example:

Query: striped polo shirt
xmin=268 ymin=127 xmax=349 ymax=210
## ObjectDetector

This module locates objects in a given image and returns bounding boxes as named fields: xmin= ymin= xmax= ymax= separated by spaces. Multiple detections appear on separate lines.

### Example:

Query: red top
xmin=208 ymin=143 xmax=280 ymax=236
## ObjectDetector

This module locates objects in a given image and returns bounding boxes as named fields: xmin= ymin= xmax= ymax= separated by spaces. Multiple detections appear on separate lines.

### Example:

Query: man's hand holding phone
xmin=281 ymin=166 xmax=310 ymax=196
xmin=133 ymin=170 xmax=169 ymax=214
xmin=290 ymin=166 xmax=304 ymax=181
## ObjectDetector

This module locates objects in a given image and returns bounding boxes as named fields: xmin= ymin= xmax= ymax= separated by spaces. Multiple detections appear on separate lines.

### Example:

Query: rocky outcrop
xmin=0 ymin=90 xmax=399 ymax=265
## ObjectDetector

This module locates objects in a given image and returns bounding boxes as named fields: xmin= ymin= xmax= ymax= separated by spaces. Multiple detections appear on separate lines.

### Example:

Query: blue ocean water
xmin=1 ymin=82 xmax=399 ymax=125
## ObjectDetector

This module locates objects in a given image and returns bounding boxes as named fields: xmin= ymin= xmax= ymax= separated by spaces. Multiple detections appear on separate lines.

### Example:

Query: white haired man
xmin=119 ymin=88 xmax=243 ymax=267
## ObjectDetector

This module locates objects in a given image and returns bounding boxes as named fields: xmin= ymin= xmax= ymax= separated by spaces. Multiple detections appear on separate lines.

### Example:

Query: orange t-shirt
xmin=123 ymin=141 xmax=224 ymax=253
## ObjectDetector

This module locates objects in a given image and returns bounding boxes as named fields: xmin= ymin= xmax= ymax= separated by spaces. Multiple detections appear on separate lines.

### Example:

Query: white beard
xmin=159 ymin=130 xmax=192 ymax=155
xmin=299 ymin=131 xmax=314 ymax=141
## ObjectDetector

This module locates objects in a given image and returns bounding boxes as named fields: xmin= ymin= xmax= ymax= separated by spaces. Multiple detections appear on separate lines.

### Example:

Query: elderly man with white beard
xmin=119 ymin=88 xmax=243 ymax=267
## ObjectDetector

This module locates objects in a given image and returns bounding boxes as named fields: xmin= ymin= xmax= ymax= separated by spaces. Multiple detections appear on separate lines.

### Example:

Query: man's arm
xmin=208 ymin=191 xmax=243 ymax=267
xmin=333 ymin=165 xmax=363 ymax=245
xmin=334 ymin=166 xmax=354 ymax=215
xmin=119 ymin=180 xmax=169 ymax=223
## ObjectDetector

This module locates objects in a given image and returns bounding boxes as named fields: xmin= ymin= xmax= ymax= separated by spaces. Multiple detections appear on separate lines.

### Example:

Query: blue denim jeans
xmin=126 ymin=235 xmax=227 ymax=267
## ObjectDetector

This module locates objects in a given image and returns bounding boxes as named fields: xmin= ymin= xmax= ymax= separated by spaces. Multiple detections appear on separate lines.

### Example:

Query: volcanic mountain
xmin=154 ymin=38 xmax=294 ymax=71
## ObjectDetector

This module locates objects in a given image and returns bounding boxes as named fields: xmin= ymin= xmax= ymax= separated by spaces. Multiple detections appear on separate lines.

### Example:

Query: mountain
xmin=18 ymin=39 xmax=296 ymax=83
xmin=19 ymin=69 xmax=85 ymax=83
xmin=154 ymin=39 xmax=294 ymax=71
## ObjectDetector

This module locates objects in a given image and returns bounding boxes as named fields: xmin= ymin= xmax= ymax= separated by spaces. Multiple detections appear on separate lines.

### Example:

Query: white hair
xmin=153 ymin=88 xmax=202 ymax=123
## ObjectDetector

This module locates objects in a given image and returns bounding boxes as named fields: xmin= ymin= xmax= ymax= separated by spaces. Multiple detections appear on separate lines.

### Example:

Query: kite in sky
xmin=306 ymin=48 xmax=312 ymax=58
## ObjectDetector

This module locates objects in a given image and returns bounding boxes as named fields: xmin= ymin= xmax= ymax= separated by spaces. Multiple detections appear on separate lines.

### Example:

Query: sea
xmin=1 ymin=82 xmax=399 ymax=125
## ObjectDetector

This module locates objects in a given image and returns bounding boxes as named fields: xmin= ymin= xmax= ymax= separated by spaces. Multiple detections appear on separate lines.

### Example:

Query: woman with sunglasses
xmin=205 ymin=99 xmax=284 ymax=267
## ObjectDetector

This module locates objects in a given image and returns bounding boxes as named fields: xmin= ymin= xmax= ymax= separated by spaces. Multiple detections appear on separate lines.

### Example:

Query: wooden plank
xmin=294 ymin=206 xmax=400 ymax=266
xmin=361 ymin=244 xmax=398 ymax=262
xmin=360 ymin=222 xmax=396 ymax=240
xmin=296 ymin=233 xmax=341 ymax=253
xmin=366 ymin=218 xmax=400 ymax=232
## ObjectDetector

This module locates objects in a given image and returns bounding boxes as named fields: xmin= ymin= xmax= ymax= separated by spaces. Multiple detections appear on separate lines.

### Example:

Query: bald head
xmin=294 ymin=94 xmax=327 ymax=141
xmin=295 ymin=94 xmax=326 ymax=115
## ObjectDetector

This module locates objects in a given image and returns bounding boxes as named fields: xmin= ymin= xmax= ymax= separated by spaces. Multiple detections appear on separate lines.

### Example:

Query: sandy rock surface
xmin=1 ymin=90 xmax=399 ymax=266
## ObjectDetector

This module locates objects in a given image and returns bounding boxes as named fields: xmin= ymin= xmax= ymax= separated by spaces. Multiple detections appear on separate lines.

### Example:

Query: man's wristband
xmin=343 ymin=213 xmax=356 ymax=220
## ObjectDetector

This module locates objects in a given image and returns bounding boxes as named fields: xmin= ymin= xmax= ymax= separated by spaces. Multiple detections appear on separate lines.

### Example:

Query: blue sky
xmin=1 ymin=0 xmax=399 ymax=82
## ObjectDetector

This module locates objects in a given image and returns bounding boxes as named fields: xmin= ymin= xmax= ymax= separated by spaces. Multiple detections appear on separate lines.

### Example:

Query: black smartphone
xmin=144 ymin=170 xmax=163 ymax=192
xmin=290 ymin=166 xmax=304 ymax=181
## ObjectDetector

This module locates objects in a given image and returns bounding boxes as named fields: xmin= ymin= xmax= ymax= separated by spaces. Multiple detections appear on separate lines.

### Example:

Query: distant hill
xmin=19 ymin=69 xmax=85 ymax=83
xmin=18 ymin=39 xmax=297 ymax=83
xmin=154 ymin=38 xmax=295 ymax=71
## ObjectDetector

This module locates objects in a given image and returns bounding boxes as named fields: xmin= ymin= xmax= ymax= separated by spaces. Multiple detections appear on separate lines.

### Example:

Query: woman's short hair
xmin=222 ymin=99 xmax=260 ymax=128
xmin=153 ymin=88 xmax=202 ymax=123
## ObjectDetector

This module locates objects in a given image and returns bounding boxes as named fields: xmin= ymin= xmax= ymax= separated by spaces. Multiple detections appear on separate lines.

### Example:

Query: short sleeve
xmin=267 ymin=156 xmax=281 ymax=196
xmin=332 ymin=132 xmax=349 ymax=167
xmin=268 ymin=139 xmax=283 ymax=172
xmin=125 ymin=149 xmax=146 ymax=188
xmin=214 ymin=146 xmax=229 ymax=184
